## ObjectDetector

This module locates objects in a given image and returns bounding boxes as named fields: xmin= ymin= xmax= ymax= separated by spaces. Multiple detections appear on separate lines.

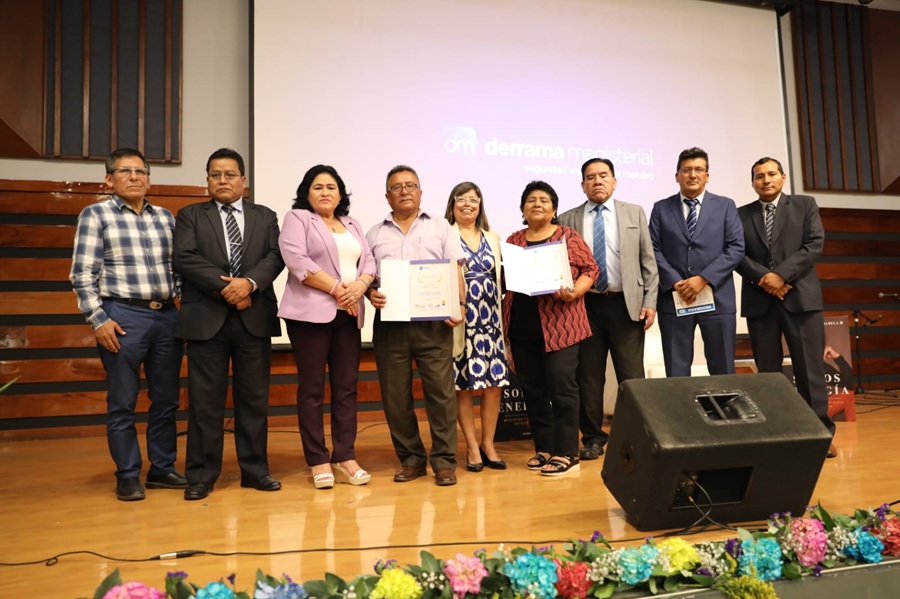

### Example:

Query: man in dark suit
xmin=737 ymin=157 xmax=836 ymax=455
xmin=649 ymin=147 xmax=744 ymax=376
xmin=558 ymin=158 xmax=658 ymax=460
xmin=174 ymin=148 xmax=285 ymax=500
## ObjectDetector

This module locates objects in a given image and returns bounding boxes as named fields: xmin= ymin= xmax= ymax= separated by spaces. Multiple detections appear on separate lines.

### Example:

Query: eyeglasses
xmin=208 ymin=171 xmax=242 ymax=180
xmin=454 ymin=196 xmax=480 ymax=205
xmin=679 ymin=167 xmax=707 ymax=175
xmin=110 ymin=167 xmax=150 ymax=178
xmin=388 ymin=183 xmax=420 ymax=194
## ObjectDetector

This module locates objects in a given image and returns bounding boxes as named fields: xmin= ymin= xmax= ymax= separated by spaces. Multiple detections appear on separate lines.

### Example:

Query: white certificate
xmin=674 ymin=285 xmax=716 ymax=316
xmin=379 ymin=259 xmax=461 ymax=322
xmin=502 ymin=239 xmax=574 ymax=296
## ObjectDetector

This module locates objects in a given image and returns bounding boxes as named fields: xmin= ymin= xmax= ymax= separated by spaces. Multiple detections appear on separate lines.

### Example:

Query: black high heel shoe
xmin=466 ymin=460 xmax=484 ymax=472
xmin=480 ymin=447 xmax=507 ymax=470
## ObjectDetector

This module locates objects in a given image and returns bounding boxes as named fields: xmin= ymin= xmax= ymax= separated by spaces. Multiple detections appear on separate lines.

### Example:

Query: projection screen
xmin=252 ymin=0 xmax=790 ymax=343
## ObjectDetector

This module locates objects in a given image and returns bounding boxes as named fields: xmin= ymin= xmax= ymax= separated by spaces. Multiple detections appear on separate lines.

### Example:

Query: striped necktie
xmin=684 ymin=198 xmax=699 ymax=238
xmin=765 ymin=202 xmax=776 ymax=244
xmin=592 ymin=203 xmax=608 ymax=292
xmin=222 ymin=204 xmax=242 ymax=277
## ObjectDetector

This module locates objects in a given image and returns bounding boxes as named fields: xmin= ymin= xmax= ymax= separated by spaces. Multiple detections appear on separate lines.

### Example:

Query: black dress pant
xmin=510 ymin=339 xmax=580 ymax=458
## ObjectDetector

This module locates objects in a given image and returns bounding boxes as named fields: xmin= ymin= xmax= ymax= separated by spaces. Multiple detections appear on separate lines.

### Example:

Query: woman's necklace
xmin=460 ymin=227 xmax=481 ymax=249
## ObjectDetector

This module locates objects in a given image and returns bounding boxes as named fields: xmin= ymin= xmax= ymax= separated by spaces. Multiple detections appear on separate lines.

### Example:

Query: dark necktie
xmin=684 ymin=198 xmax=699 ymax=238
xmin=222 ymin=205 xmax=242 ymax=277
xmin=765 ymin=202 xmax=776 ymax=244
xmin=592 ymin=204 xmax=608 ymax=292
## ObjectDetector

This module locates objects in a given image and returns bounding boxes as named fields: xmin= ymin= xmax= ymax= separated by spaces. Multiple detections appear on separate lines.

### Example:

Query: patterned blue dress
xmin=454 ymin=235 xmax=510 ymax=390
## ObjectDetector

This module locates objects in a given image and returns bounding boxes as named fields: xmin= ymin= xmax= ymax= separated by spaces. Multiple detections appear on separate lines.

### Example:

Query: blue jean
xmin=98 ymin=302 xmax=183 ymax=479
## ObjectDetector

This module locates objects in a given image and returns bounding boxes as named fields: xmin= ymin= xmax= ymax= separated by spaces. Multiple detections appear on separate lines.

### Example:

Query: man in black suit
xmin=737 ymin=157 xmax=836 ymax=457
xmin=175 ymin=148 xmax=286 ymax=499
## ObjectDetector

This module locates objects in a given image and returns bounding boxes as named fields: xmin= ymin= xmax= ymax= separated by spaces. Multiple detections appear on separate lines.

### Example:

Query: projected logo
xmin=443 ymin=126 xmax=477 ymax=155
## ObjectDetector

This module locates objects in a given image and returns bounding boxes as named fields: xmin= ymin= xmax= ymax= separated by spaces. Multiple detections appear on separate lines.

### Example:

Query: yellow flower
xmin=370 ymin=569 xmax=423 ymax=599
xmin=659 ymin=538 xmax=701 ymax=574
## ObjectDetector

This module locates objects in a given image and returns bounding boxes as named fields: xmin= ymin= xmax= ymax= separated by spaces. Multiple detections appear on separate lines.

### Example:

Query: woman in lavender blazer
xmin=279 ymin=165 xmax=377 ymax=489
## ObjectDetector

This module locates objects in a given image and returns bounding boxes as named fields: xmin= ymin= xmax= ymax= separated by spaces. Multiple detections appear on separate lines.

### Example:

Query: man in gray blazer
xmin=737 ymin=157 xmax=836 ymax=456
xmin=174 ymin=148 xmax=285 ymax=500
xmin=558 ymin=158 xmax=659 ymax=460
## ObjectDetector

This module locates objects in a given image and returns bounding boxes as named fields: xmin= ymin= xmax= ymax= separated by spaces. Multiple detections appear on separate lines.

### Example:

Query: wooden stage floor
xmin=2 ymin=392 xmax=899 ymax=597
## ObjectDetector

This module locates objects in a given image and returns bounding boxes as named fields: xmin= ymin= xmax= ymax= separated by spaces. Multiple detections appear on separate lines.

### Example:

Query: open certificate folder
xmin=673 ymin=285 xmax=716 ymax=316
xmin=502 ymin=239 xmax=574 ymax=296
xmin=379 ymin=259 xmax=461 ymax=322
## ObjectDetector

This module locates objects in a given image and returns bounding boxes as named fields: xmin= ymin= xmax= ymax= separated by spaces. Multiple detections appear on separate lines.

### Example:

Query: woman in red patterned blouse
xmin=502 ymin=180 xmax=599 ymax=477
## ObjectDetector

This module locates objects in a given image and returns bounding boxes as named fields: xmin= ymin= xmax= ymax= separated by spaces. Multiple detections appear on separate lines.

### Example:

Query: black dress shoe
xmin=241 ymin=474 xmax=282 ymax=491
xmin=466 ymin=461 xmax=484 ymax=472
xmin=146 ymin=471 xmax=188 ymax=489
xmin=116 ymin=477 xmax=145 ymax=501
xmin=579 ymin=442 xmax=605 ymax=461
xmin=184 ymin=482 xmax=213 ymax=501
xmin=480 ymin=447 xmax=507 ymax=470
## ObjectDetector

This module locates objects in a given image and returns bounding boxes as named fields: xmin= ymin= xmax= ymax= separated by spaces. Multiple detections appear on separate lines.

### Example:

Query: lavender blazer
xmin=278 ymin=209 xmax=376 ymax=328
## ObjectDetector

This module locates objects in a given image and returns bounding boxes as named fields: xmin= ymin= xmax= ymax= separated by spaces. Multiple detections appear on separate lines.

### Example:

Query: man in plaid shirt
xmin=70 ymin=148 xmax=186 ymax=501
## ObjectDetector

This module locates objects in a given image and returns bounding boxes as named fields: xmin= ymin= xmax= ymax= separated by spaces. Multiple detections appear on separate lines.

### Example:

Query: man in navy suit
xmin=174 ymin=148 xmax=285 ymax=500
xmin=737 ymin=157 xmax=836 ymax=456
xmin=649 ymin=147 xmax=744 ymax=376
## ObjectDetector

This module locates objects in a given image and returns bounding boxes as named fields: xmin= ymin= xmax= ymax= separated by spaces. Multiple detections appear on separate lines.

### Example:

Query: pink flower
xmin=102 ymin=582 xmax=165 ymax=599
xmin=442 ymin=552 xmax=488 ymax=598
xmin=875 ymin=515 xmax=900 ymax=557
xmin=789 ymin=518 xmax=828 ymax=567
xmin=555 ymin=560 xmax=590 ymax=599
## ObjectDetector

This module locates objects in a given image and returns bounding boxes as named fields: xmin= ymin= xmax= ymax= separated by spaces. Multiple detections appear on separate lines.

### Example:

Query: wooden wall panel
xmin=0 ymin=258 xmax=72 ymax=281
xmin=0 ymin=291 xmax=80 ymax=315
xmin=42 ymin=0 xmax=183 ymax=162
xmin=791 ymin=0 xmax=900 ymax=195
xmin=0 ymin=225 xmax=76 ymax=248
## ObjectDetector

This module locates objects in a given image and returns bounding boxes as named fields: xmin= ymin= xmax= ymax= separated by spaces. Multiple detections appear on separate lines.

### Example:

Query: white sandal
xmin=332 ymin=462 xmax=371 ymax=486
xmin=312 ymin=472 xmax=335 ymax=489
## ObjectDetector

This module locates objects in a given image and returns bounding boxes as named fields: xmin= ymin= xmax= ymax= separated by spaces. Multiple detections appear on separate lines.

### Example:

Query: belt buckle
xmin=148 ymin=300 xmax=164 ymax=310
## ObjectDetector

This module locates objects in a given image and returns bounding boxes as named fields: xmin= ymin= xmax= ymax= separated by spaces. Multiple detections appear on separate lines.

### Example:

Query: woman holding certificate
xmin=502 ymin=180 xmax=598 ymax=477
xmin=443 ymin=182 xmax=510 ymax=473
xmin=279 ymin=165 xmax=377 ymax=489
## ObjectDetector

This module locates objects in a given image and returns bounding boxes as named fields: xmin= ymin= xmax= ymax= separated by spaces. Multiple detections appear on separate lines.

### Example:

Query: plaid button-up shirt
xmin=69 ymin=195 xmax=178 ymax=329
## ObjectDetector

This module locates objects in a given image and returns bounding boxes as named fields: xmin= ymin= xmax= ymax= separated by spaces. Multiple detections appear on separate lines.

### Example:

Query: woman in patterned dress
xmin=444 ymin=182 xmax=510 ymax=472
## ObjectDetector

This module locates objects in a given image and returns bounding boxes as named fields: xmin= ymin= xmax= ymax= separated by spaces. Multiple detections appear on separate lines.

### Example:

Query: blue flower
xmin=738 ymin=538 xmax=782 ymax=582
xmin=197 ymin=581 xmax=235 ymax=599
xmin=617 ymin=544 xmax=659 ymax=586
xmin=255 ymin=580 xmax=309 ymax=599
xmin=503 ymin=552 xmax=558 ymax=598
xmin=844 ymin=528 xmax=885 ymax=564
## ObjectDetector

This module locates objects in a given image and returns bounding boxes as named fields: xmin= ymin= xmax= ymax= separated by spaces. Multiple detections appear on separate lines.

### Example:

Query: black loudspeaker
xmin=601 ymin=373 xmax=832 ymax=531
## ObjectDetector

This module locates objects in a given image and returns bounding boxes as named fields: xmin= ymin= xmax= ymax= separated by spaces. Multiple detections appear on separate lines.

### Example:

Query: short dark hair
xmin=676 ymin=147 xmax=709 ymax=172
xmin=292 ymin=164 xmax=352 ymax=217
xmin=751 ymin=156 xmax=784 ymax=179
xmin=106 ymin=148 xmax=148 ymax=174
xmin=581 ymin=158 xmax=616 ymax=180
xmin=444 ymin=181 xmax=491 ymax=231
xmin=519 ymin=180 xmax=559 ymax=225
xmin=386 ymin=165 xmax=418 ymax=190
xmin=206 ymin=148 xmax=245 ymax=176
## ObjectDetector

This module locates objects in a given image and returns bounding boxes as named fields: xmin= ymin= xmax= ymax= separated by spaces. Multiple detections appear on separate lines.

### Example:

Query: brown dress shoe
xmin=434 ymin=468 xmax=457 ymax=486
xmin=393 ymin=465 xmax=427 ymax=482
xmin=826 ymin=443 xmax=838 ymax=458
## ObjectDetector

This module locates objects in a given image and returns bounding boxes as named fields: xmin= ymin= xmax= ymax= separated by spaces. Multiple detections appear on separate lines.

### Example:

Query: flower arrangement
xmin=92 ymin=503 xmax=900 ymax=599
